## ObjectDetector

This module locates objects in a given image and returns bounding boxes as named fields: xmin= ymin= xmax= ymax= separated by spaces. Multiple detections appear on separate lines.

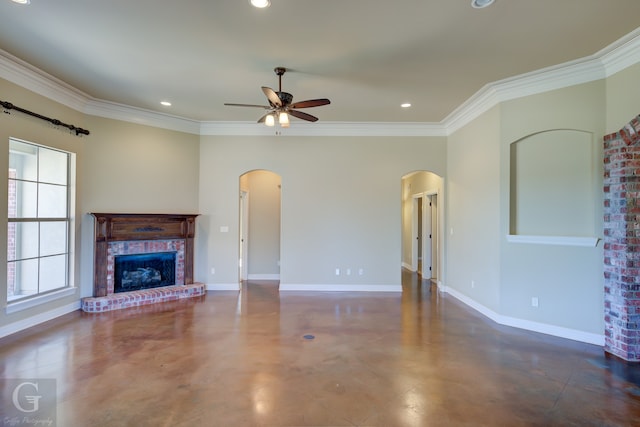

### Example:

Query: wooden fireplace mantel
xmin=91 ymin=213 xmax=199 ymax=297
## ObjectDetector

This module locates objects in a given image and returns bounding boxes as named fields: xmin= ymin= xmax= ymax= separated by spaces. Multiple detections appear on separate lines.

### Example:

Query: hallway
xmin=1 ymin=272 xmax=639 ymax=426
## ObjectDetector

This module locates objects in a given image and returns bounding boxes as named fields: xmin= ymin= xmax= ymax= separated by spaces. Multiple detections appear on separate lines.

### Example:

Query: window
xmin=7 ymin=139 xmax=72 ymax=302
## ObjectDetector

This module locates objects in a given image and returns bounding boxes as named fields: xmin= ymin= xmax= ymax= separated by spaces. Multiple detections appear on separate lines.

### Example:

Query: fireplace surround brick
xmin=83 ymin=213 xmax=203 ymax=313
xmin=604 ymin=114 xmax=640 ymax=362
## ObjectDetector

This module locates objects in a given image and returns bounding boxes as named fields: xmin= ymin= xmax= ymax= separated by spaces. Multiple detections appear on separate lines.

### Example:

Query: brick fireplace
xmin=604 ymin=114 xmax=640 ymax=362
xmin=81 ymin=213 xmax=205 ymax=312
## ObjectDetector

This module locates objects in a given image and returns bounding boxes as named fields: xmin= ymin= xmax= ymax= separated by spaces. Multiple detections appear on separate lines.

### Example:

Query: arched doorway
xmin=239 ymin=170 xmax=282 ymax=283
xmin=401 ymin=171 xmax=443 ymax=285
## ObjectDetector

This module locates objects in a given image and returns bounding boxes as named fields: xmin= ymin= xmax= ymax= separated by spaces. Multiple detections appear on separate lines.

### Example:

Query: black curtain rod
xmin=1 ymin=99 xmax=90 ymax=136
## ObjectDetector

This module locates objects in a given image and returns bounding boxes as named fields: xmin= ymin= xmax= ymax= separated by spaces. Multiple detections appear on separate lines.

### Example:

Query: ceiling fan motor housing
xmin=277 ymin=92 xmax=293 ymax=106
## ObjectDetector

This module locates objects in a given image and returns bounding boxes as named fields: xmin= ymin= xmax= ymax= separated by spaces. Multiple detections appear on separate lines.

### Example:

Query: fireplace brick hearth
xmin=83 ymin=213 xmax=204 ymax=313
xmin=81 ymin=284 xmax=205 ymax=312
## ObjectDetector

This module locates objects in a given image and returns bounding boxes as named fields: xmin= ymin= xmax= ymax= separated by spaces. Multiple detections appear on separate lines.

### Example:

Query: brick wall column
xmin=603 ymin=114 xmax=640 ymax=362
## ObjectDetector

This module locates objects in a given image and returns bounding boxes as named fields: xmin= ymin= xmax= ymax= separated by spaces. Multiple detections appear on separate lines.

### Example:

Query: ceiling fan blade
xmin=262 ymin=87 xmax=282 ymax=108
xmin=224 ymin=103 xmax=271 ymax=109
xmin=290 ymin=98 xmax=331 ymax=109
xmin=289 ymin=109 xmax=319 ymax=122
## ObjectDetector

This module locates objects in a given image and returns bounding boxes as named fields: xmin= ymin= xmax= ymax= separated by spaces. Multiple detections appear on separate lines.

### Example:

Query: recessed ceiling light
xmin=250 ymin=0 xmax=270 ymax=8
xmin=471 ymin=0 xmax=495 ymax=8
xmin=11 ymin=0 xmax=30 ymax=4
xmin=160 ymin=101 xmax=172 ymax=107
xmin=401 ymin=103 xmax=412 ymax=108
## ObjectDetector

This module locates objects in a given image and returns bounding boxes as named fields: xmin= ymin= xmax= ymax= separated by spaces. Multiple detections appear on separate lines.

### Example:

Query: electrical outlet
xmin=531 ymin=297 xmax=539 ymax=307
xmin=211 ymin=267 xmax=215 ymax=275
xmin=335 ymin=268 xmax=340 ymax=276
xmin=358 ymin=268 xmax=364 ymax=275
xmin=471 ymin=280 xmax=475 ymax=288
xmin=346 ymin=268 xmax=351 ymax=276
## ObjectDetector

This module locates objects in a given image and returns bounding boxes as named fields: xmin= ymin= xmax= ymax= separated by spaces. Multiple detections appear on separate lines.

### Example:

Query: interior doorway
xmin=402 ymin=171 xmax=442 ymax=284
xmin=412 ymin=193 xmax=437 ymax=279
xmin=239 ymin=170 xmax=282 ymax=283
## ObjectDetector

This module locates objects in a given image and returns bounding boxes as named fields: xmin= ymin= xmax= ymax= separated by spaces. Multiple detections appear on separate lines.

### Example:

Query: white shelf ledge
xmin=506 ymin=235 xmax=600 ymax=247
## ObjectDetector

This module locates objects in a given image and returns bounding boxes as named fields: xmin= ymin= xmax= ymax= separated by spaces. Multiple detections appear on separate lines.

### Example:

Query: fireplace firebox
xmin=114 ymin=251 xmax=177 ymax=293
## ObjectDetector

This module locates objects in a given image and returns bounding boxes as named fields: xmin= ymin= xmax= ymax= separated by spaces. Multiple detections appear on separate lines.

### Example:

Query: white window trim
xmin=7 ymin=138 xmax=74 ymax=302
xmin=5 ymin=286 xmax=77 ymax=314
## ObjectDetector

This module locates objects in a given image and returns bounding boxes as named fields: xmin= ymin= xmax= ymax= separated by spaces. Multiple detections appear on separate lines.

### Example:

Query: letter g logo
xmin=12 ymin=381 xmax=42 ymax=413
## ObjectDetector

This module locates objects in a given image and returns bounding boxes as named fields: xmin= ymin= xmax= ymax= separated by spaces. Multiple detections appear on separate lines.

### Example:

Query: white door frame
xmin=411 ymin=194 xmax=426 ymax=274
xmin=239 ymin=190 xmax=249 ymax=281
xmin=411 ymin=191 xmax=437 ymax=278
xmin=427 ymin=192 xmax=438 ymax=281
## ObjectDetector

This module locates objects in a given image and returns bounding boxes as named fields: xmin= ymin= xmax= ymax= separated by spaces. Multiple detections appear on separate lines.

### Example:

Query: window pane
xmin=7 ymin=139 xmax=72 ymax=303
xmin=11 ymin=180 xmax=38 ymax=218
xmin=40 ymin=255 xmax=67 ymax=292
xmin=7 ymin=223 xmax=16 ymax=261
xmin=9 ymin=221 xmax=39 ymax=260
xmin=38 ymin=183 xmax=67 ymax=218
xmin=41 ymin=221 xmax=67 ymax=256
xmin=9 ymin=140 xmax=38 ymax=181
xmin=7 ymin=259 xmax=16 ymax=297
xmin=9 ymin=258 xmax=39 ymax=299
xmin=39 ymin=147 xmax=68 ymax=185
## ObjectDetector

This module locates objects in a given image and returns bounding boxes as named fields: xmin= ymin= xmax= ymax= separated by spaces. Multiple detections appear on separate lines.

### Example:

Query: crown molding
xmin=84 ymin=99 xmax=201 ymax=134
xmin=444 ymin=28 xmax=640 ymax=134
xmin=599 ymin=27 xmax=640 ymax=76
xmin=1 ymin=28 xmax=639 ymax=137
xmin=0 ymin=49 xmax=90 ymax=112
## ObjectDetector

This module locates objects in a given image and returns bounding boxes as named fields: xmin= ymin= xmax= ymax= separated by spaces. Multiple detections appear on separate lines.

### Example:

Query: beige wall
xmin=446 ymin=80 xmax=610 ymax=336
xmin=499 ymin=81 xmax=605 ymax=334
xmin=606 ymin=62 xmax=640 ymax=133
xmin=447 ymin=105 xmax=502 ymax=312
xmin=79 ymin=116 xmax=200 ymax=297
xmin=198 ymin=136 xmax=446 ymax=289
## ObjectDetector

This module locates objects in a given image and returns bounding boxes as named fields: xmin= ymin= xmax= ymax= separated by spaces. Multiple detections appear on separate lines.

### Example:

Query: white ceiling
xmin=1 ymin=0 xmax=639 ymax=125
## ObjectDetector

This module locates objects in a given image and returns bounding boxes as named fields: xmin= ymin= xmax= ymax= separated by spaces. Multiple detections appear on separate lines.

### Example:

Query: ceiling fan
xmin=224 ymin=67 xmax=330 ymax=127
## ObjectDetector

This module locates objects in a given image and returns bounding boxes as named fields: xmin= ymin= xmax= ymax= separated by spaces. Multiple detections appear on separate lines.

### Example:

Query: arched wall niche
xmin=509 ymin=129 xmax=598 ymax=242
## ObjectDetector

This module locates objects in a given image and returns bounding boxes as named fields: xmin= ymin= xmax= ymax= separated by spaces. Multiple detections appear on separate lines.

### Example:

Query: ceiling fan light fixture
xmin=265 ymin=114 xmax=275 ymax=127
xmin=471 ymin=0 xmax=495 ymax=8
xmin=279 ymin=111 xmax=290 ymax=127
xmin=250 ymin=0 xmax=270 ymax=8
xmin=11 ymin=0 xmax=31 ymax=4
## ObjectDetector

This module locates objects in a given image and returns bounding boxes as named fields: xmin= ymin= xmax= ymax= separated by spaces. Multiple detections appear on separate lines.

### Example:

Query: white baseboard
xmin=0 ymin=300 xmax=81 ymax=339
xmin=443 ymin=286 xmax=604 ymax=346
xmin=247 ymin=274 xmax=280 ymax=280
xmin=206 ymin=283 xmax=240 ymax=291
xmin=280 ymin=283 xmax=402 ymax=292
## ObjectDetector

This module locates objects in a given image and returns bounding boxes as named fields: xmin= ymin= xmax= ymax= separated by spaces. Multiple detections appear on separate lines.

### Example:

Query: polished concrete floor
xmin=1 ymin=271 xmax=640 ymax=426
